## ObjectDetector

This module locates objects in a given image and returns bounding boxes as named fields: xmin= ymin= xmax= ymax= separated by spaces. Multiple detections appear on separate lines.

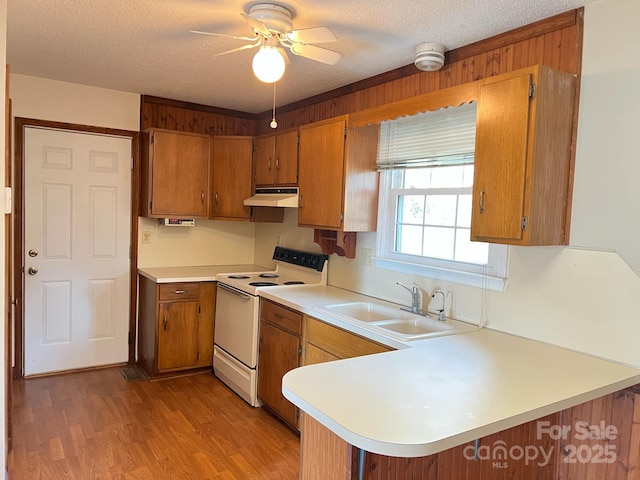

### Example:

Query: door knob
xmin=27 ymin=266 xmax=38 ymax=276
xmin=28 ymin=249 xmax=38 ymax=257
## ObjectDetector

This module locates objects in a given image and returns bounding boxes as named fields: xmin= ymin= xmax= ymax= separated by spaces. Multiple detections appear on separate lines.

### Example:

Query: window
xmin=375 ymin=103 xmax=508 ymax=291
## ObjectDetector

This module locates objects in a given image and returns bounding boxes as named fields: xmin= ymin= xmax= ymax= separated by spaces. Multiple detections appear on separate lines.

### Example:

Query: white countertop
xmin=138 ymin=264 xmax=268 ymax=283
xmin=259 ymin=285 xmax=640 ymax=458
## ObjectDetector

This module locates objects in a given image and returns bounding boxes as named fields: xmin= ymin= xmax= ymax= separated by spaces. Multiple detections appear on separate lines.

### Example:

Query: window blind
xmin=377 ymin=102 xmax=477 ymax=170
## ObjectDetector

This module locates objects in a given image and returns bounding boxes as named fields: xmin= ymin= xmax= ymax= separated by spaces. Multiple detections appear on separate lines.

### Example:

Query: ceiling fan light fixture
xmin=252 ymin=46 xmax=286 ymax=83
xmin=414 ymin=42 xmax=445 ymax=72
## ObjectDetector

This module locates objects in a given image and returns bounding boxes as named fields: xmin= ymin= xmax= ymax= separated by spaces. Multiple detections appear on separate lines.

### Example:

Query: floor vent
xmin=120 ymin=365 xmax=146 ymax=382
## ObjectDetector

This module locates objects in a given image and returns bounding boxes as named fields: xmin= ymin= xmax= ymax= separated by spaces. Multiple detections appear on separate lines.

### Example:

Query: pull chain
xmin=270 ymin=82 xmax=278 ymax=129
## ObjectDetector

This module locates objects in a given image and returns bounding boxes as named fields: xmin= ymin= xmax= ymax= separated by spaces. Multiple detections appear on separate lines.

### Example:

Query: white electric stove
xmin=213 ymin=247 xmax=329 ymax=406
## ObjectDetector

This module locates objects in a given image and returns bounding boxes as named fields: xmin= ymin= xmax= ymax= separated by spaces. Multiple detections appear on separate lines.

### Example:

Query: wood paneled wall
xmin=140 ymin=8 xmax=582 ymax=138
xmin=140 ymin=95 xmax=258 ymax=136
xmin=255 ymin=8 xmax=583 ymax=134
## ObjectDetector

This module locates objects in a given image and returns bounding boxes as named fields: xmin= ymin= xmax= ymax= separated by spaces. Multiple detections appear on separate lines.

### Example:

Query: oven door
xmin=214 ymin=283 xmax=259 ymax=368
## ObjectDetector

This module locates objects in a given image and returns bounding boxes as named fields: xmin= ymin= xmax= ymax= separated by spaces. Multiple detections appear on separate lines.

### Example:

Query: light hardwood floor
xmin=7 ymin=368 xmax=300 ymax=479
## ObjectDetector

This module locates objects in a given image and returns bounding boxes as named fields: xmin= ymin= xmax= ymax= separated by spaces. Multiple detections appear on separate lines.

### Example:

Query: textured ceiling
xmin=7 ymin=0 xmax=595 ymax=114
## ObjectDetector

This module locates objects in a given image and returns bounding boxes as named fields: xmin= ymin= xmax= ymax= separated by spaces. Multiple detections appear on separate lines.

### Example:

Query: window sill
xmin=373 ymin=257 xmax=507 ymax=292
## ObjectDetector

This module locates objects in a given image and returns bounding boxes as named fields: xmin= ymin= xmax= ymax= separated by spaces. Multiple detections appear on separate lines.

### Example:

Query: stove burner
xmin=227 ymin=275 xmax=250 ymax=279
xmin=259 ymin=273 xmax=279 ymax=278
xmin=248 ymin=281 xmax=278 ymax=287
xmin=284 ymin=281 xmax=305 ymax=285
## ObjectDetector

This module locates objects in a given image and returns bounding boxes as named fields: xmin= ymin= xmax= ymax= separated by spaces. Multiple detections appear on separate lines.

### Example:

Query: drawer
xmin=306 ymin=316 xmax=392 ymax=359
xmin=158 ymin=282 xmax=200 ymax=301
xmin=260 ymin=299 xmax=302 ymax=336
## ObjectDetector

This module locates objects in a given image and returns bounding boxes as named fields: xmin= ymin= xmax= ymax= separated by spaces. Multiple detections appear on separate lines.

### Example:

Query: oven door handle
xmin=218 ymin=282 xmax=253 ymax=299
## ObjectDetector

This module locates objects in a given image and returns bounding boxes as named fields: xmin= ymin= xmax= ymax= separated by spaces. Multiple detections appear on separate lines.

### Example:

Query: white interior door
xmin=23 ymin=127 xmax=132 ymax=376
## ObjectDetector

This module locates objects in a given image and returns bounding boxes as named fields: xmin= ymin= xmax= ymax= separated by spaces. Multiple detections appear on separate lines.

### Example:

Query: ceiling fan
xmin=191 ymin=3 xmax=341 ymax=83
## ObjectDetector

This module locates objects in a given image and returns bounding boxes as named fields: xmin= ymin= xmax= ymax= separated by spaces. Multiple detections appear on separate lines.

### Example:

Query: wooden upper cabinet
xmin=471 ymin=65 xmax=576 ymax=245
xmin=210 ymin=136 xmax=253 ymax=220
xmin=141 ymin=128 xmax=211 ymax=218
xmin=255 ymin=130 xmax=298 ymax=186
xmin=298 ymin=116 xmax=379 ymax=231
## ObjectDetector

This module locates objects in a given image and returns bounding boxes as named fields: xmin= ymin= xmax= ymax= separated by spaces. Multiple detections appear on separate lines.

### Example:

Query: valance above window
xmin=376 ymin=102 xmax=477 ymax=170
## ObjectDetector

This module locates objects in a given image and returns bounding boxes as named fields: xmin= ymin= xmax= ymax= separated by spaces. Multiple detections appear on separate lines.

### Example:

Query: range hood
xmin=243 ymin=187 xmax=299 ymax=208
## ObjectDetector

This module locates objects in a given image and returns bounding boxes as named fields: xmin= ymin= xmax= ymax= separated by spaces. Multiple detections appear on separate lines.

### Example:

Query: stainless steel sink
xmin=313 ymin=301 xmax=475 ymax=341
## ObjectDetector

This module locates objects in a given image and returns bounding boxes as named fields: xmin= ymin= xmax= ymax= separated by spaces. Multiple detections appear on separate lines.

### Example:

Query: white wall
xmin=255 ymin=0 xmax=640 ymax=367
xmin=10 ymin=74 xmax=139 ymax=130
xmin=137 ymin=217 xmax=256 ymax=268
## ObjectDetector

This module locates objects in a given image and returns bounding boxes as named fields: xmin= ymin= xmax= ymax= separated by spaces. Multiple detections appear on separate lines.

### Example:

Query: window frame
xmin=375 ymin=168 xmax=509 ymax=292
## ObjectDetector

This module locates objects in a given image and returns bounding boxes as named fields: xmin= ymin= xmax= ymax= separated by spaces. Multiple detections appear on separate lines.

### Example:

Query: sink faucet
xmin=396 ymin=282 xmax=423 ymax=315
xmin=432 ymin=289 xmax=446 ymax=321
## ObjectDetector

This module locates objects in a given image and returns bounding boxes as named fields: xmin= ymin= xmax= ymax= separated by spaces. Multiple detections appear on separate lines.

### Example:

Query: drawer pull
xmin=174 ymin=290 xmax=187 ymax=294
xmin=274 ymin=313 xmax=284 ymax=319
xmin=163 ymin=316 xmax=168 ymax=331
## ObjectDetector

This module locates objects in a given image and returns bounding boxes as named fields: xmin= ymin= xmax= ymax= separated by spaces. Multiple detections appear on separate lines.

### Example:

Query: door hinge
xmin=198 ymin=305 xmax=201 ymax=314
xmin=344 ymin=127 xmax=347 ymax=138
xmin=298 ymin=345 xmax=302 ymax=357
xmin=150 ymin=132 xmax=154 ymax=144
xmin=128 ymin=332 xmax=132 ymax=345
xmin=296 ymin=409 xmax=300 ymax=424
xmin=521 ymin=216 xmax=528 ymax=231
xmin=340 ymin=212 xmax=344 ymax=221
xmin=529 ymin=83 xmax=535 ymax=99
xmin=297 ymin=135 xmax=300 ymax=145
xmin=130 ymin=157 xmax=134 ymax=170
xmin=197 ymin=352 xmax=200 ymax=361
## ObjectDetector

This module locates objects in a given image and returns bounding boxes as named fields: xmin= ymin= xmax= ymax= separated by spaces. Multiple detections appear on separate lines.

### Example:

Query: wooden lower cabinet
xmin=303 ymin=316 xmax=392 ymax=365
xmin=300 ymin=386 xmax=640 ymax=480
xmin=138 ymin=276 xmax=216 ymax=379
xmin=257 ymin=299 xmax=302 ymax=429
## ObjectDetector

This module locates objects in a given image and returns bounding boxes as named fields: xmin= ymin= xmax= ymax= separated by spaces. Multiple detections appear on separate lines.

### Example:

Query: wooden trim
xmin=348 ymin=80 xmax=481 ymax=127
xmin=256 ymin=9 xmax=580 ymax=120
xmin=13 ymin=118 xmax=138 ymax=378
xmin=129 ymin=133 xmax=140 ymax=364
xmin=5 ymin=64 xmax=12 ymax=457
xmin=563 ymin=7 xmax=584 ymax=243
xmin=141 ymin=95 xmax=257 ymax=120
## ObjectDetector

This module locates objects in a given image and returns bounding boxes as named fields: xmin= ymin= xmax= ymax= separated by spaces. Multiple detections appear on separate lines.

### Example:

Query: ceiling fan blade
xmin=213 ymin=42 xmax=261 ymax=57
xmin=290 ymin=43 xmax=341 ymax=65
xmin=240 ymin=12 xmax=271 ymax=37
xmin=189 ymin=30 xmax=258 ymax=42
xmin=286 ymin=27 xmax=337 ymax=44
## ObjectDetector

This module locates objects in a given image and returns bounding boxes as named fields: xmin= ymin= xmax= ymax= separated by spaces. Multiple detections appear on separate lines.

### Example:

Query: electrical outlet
xmin=361 ymin=248 xmax=373 ymax=267
xmin=142 ymin=231 xmax=152 ymax=244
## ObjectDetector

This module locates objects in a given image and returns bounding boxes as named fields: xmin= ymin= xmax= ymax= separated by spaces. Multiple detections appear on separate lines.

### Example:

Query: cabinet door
xmin=255 ymin=135 xmax=275 ymax=186
xmin=196 ymin=282 xmax=216 ymax=368
xmin=258 ymin=321 xmax=300 ymax=428
xmin=150 ymin=130 xmax=210 ymax=217
xmin=304 ymin=343 xmax=340 ymax=366
xmin=157 ymin=301 xmax=199 ymax=371
xmin=298 ymin=119 xmax=346 ymax=228
xmin=471 ymin=73 xmax=532 ymax=241
xmin=274 ymin=130 xmax=299 ymax=185
xmin=211 ymin=136 xmax=252 ymax=220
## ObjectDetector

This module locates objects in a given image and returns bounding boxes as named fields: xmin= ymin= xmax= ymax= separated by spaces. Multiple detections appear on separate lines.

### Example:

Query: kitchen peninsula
xmin=257 ymin=285 xmax=640 ymax=479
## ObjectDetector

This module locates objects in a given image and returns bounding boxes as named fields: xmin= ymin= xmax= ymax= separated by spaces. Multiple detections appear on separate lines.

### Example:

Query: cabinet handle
xmin=201 ymin=191 xmax=205 ymax=204
xmin=268 ymin=158 xmax=272 ymax=171
xmin=479 ymin=189 xmax=485 ymax=214
xmin=299 ymin=194 xmax=303 ymax=208
xmin=215 ymin=192 xmax=219 ymax=205
xmin=174 ymin=290 xmax=187 ymax=294
xmin=274 ymin=313 xmax=284 ymax=319
xmin=163 ymin=316 xmax=168 ymax=331
xmin=275 ymin=157 xmax=280 ymax=170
